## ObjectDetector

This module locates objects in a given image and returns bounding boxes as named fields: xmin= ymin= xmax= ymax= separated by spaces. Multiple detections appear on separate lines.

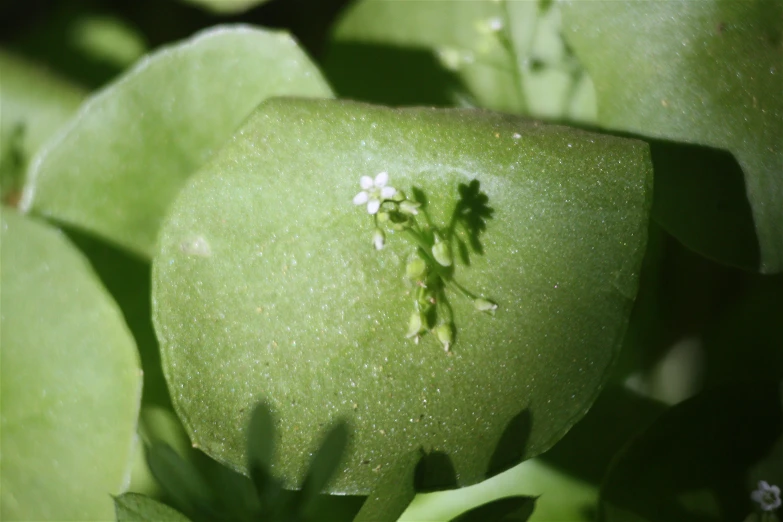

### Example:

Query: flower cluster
xmin=353 ymin=172 xmax=497 ymax=352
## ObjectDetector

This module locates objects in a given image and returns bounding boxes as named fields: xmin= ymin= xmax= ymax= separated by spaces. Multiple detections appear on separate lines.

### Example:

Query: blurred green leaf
xmin=153 ymin=98 xmax=652 ymax=494
xmin=600 ymin=381 xmax=783 ymax=522
xmin=702 ymin=273 xmax=783 ymax=387
xmin=450 ymin=496 xmax=535 ymax=522
xmin=146 ymin=443 xmax=216 ymax=520
xmin=7 ymin=4 xmax=148 ymax=88
xmin=22 ymin=25 xmax=333 ymax=258
xmin=560 ymin=0 xmax=783 ymax=272
xmin=325 ymin=0 xmax=596 ymax=121
xmin=0 ymin=50 xmax=85 ymax=203
xmin=0 ymin=207 xmax=142 ymax=520
xmin=177 ymin=0 xmax=272 ymax=15
xmin=115 ymin=493 xmax=192 ymax=522
xmin=401 ymin=457 xmax=598 ymax=522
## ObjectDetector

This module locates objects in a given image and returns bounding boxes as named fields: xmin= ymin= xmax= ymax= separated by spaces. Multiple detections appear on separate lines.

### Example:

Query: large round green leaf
xmin=152 ymin=98 xmax=652 ymax=494
xmin=21 ymin=25 xmax=333 ymax=258
xmin=0 ymin=208 xmax=142 ymax=520
xmin=560 ymin=0 xmax=783 ymax=273
xmin=325 ymin=0 xmax=596 ymax=122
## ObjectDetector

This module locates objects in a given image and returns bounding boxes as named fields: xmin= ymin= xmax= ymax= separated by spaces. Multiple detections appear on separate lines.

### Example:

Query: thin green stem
xmin=498 ymin=0 xmax=528 ymax=113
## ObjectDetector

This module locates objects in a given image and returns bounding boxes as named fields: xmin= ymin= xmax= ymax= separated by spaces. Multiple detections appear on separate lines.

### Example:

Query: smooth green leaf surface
xmin=153 ymin=98 xmax=652 ymax=494
xmin=0 ymin=50 xmax=85 ymax=202
xmin=325 ymin=0 xmax=596 ymax=121
xmin=561 ymin=0 xmax=783 ymax=272
xmin=450 ymin=496 xmax=535 ymax=522
xmin=0 ymin=208 xmax=142 ymax=520
xmin=115 ymin=493 xmax=192 ymax=522
xmin=401 ymin=457 xmax=597 ymax=522
xmin=22 ymin=25 xmax=333 ymax=258
xmin=600 ymin=381 xmax=783 ymax=522
xmin=177 ymin=0 xmax=271 ymax=15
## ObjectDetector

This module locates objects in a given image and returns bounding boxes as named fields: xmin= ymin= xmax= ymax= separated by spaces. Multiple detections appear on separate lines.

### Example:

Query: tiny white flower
xmin=353 ymin=172 xmax=397 ymax=214
xmin=487 ymin=17 xmax=503 ymax=32
xmin=752 ymin=480 xmax=782 ymax=512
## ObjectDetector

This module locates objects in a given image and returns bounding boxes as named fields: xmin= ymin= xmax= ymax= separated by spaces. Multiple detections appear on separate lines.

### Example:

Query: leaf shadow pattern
xmin=144 ymin=402 xmax=354 ymax=522
xmin=414 ymin=449 xmax=458 ymax=492
xmin=449 ymin=179 xmax=495 ymax=263
xmin=487 ymin=409 xmax=533 ymax=476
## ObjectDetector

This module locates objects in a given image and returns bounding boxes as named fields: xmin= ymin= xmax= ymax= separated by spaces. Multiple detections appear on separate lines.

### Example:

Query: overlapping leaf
xmin=0 ymin=208 xmax=142 ymax=520
xmin=561 ymin=0 xmax=783 ymax=272
xmin=22 ymin=25 xmax=333 ymax=258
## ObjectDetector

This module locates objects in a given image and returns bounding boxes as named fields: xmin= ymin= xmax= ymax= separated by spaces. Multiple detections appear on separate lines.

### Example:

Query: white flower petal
xmin=367 ymin=199 xmax=381 ymax=214
xmin=360 ymin=176 xmax=374 ymax=190
xmin=353 ymin=191 xmax=369 ymax=205
xmin=380 ymin=186 xmax=397 ymax=199
xmin=374 ymin=171 xmax=389 ymax=187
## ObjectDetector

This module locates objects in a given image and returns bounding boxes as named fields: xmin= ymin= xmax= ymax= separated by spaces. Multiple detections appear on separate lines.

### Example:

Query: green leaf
xmin=177 ymin=0 xmax=272 ymax=15
xmin=22 ymin=25 xmax=333 ymax=258
xmin=0 ymin=51 xmax=86 ymax=202
xmin=0 ymin=208 xmax=142 ymax=520
xmin=449 ymin=496 xmax=535 ymax=522
xmin=401 ymin=457 xmax=597 ymax=522
xmin=7 ymin=3 xmax=148 ymax=88
xmin=115 ymin=493 xmax=192 ymax=522
xmin=600 ymin=381 xmax=783 ymax=522
xmin=325 ymin=0 xmax=596 ymax=121
xmin=152 ymin=98 xmax=652 ymax=494
xmin=560 ymin=0 xmax=783 ymax=272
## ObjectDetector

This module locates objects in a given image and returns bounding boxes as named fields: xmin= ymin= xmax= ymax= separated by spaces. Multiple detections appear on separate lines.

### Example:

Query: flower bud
xmin=372 ymin=229 xmax=385 ymax=250
xmin=406 ymin=311 xmax=423 ymax=339
xmin=432 ymin=240 xmax=452 ymax=267
xmin=434 ymin=323 xmax=454 ymax=352
xmin=376 ymin=211 xmax=390 ymax=223
xmin=473 ymin=298 xmax=498 ymax=313
xmin=405 ymin=258 xmax=427 ymax=280
xmin=399 ymin=200 xmax=420 ymax=216
xmin=392 ymin=190 xmax=405 ymax=202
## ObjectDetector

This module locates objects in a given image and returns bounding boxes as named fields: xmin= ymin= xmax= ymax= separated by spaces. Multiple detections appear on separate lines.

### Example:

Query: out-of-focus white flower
xmin=752 ymin=480 xmax=782 ymax=512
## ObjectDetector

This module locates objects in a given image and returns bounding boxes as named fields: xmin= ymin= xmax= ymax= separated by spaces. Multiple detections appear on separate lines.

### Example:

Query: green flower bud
xmin=372 ymin=229 xmax=385 ymax=250
xmin=432 ymin=240 xmax=452 ymax=267
xmin=399 ymin=200 xmax=420 ymax=216
xmin=392 ymin=190 xmax=405 ymax=202
xmin=376 ymin=211 xmax=390 ymax=223
xmin=434 ymin=323 xmax=454 ymax=352
xmin=406 ymin=311 xmax=423 ymax=339
xmin=473 ymin=298 xmax=498 ymax=313
xmin=405 ymin=258 xmax=427 ymax=280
